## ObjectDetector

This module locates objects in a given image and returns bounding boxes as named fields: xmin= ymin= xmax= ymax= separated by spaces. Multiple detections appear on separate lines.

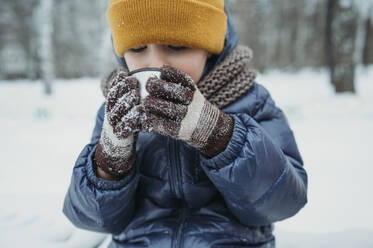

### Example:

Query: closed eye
xmin=129 ymin=45 xmax=188 ymax=53
xmin=168 ymin=45 xmax=188 ymax=51
xmin=129 ymin=46 xmax=147 ymax=52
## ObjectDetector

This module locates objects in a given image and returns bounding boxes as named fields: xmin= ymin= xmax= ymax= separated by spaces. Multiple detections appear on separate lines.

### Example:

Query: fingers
xmin=110 ymin=70 xmax=128 ymax=88
xmin=146 ymin=77 xmax=194 ymax=105
xmin=108 ymin=89 xmax=140 ymax=127
xmin=142 ymin=113 xmax=180 ymax=138
xmin=105 ymin=66 xmax=198 ymax=139
xmin=143 ymin=96 xmax=187 ymax=122
xmin=107 ymin=76 xmax=139 ymax=111
xmin=113 ymin=105 xmax=143 ymax=139
xmin=160 ymin=65 xmax=196 ymax=91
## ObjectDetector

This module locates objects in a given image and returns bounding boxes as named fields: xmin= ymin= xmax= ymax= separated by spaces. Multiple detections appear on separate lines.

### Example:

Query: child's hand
xmin=142 ymin=65 xmax=234 ymax=157
xmin=105 ymin=72 xmax=143 ymax=139
xmin=94 ymin=71 xmax=143 ymax=179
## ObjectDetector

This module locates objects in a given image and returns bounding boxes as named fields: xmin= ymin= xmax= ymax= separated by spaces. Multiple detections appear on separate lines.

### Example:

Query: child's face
xmin=124 ymin=44 xmax=211 ymax=83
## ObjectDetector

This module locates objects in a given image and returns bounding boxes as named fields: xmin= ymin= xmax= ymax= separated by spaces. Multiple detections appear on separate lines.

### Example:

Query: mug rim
xmin=128 ymin=67 xmax=161 ymax=76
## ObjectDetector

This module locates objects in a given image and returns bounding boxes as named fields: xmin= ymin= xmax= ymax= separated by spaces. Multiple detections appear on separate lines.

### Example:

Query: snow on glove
xmin=142 ymin=65 xmax=234 ymax=158
xmin=94 ymin=71 xmax=142 ymax=179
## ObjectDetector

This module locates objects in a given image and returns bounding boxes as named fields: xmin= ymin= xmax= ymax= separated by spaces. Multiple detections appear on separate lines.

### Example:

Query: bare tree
xmin=326 ymin=0 xmax=358 ymax=93
xmin=363 ymin=7 xmax=373 ymax=65
xmin=38 ymin=0 xmax=54 ymax=95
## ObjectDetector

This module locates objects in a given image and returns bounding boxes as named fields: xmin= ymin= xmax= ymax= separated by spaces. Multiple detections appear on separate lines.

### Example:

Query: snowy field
xmin=0 ymin=67 xmax=372 ymax=247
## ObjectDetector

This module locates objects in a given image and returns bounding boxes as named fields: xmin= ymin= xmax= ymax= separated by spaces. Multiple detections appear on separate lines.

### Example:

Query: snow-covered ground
xmin=0 ymin=67 xmax=372 ymax=247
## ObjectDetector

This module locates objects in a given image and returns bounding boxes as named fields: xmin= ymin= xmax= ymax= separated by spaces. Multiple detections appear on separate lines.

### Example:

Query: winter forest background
xmin=1 ymin=0 xmax=373 ymax=247
xmin=1 ymin=0 xmax=373 ymax=92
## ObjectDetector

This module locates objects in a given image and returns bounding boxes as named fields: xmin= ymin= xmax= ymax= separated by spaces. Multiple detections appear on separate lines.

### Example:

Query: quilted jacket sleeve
xmin=199 ymin=84 xmax=308 ymax=226
xmin=63 ymin=102 xmax=140 ymax=234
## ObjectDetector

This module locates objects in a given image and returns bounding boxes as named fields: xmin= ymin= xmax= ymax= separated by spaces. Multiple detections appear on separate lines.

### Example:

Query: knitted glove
xmin=142 ymin=65 xmax=234 ymax=158
xmin=94 ymin=71 xmax=142 ymax=179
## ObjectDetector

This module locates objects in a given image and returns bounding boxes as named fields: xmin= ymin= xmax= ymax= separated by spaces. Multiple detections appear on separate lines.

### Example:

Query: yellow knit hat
xmin=107 ymin=0 xmax=227 ymax=57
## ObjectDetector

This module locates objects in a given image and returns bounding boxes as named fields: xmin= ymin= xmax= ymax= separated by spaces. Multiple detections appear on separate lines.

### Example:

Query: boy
xmin=63 ymin=1 xmax=308 ymax=247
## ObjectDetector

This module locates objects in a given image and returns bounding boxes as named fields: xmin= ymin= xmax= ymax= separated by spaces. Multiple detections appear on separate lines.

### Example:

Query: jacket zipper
xmin=168 ymin=138 xmax=186 ymax=248
xmin=168 ymin=138 xmax=183 ymax=199
xmin=175 ymin=204 xmax=187 ymax=248
xmin=170 ymin=201 xmax=187 ymax=248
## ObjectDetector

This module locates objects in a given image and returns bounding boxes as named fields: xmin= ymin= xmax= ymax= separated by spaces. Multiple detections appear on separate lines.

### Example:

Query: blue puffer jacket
xmin=63 ymin=7 xmax=307 ymax=248
xmin=63 ymin=81 xmax=308 ymax=247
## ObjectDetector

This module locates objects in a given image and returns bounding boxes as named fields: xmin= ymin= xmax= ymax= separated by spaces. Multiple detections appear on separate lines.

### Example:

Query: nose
xmin=147 ymin=48 xmax=168 ymax=68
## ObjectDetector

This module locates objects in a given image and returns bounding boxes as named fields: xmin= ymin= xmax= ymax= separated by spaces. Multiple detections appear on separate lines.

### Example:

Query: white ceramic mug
xmin=128 ymin=68 xmax=161 ymax=100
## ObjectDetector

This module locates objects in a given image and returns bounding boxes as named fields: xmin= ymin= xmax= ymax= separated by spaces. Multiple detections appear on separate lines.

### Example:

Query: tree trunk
xmin=39 ymin=0 xmax=54 ymax=95
xmin=363 ymin=15 xmax=373 ymax=65
xmin=326 ymin=0 xmax=357 ymax=93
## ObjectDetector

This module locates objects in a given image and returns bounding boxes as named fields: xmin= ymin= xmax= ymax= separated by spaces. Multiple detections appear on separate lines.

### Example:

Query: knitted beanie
xmin=107 ymin=0 xmax=227 ymax=57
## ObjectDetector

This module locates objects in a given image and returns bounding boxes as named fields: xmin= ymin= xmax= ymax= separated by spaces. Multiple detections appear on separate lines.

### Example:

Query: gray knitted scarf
xmin=101 ymin=45 xmax=256 ymax=109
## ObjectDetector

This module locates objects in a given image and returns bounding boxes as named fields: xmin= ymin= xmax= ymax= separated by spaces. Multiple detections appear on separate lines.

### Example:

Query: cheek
xmin=172 ymin=55 xmax=207 ymax=83
xmin=123 ymin=53 xmax=143 ymax=71
xmin=189 ymin=63 xmax=205 ymax=83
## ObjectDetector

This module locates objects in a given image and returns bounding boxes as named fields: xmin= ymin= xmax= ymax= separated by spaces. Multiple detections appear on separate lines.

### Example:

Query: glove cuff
xmin=187 ymin=101 xmax=234 ymax=158
xmin=187 ymin=101 xmax=219 ymax=148
xmin=94 ymin=141 xmax=135 ymax=179
xmin=94 ymin=116 xmax=137 ymax=179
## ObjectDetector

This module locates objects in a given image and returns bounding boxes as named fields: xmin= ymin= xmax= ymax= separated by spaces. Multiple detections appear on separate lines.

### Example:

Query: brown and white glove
xmin=94 ymin=71 xmax=142 ymax=179
xmin=142 ymin=65 xmax=234 ymax=158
